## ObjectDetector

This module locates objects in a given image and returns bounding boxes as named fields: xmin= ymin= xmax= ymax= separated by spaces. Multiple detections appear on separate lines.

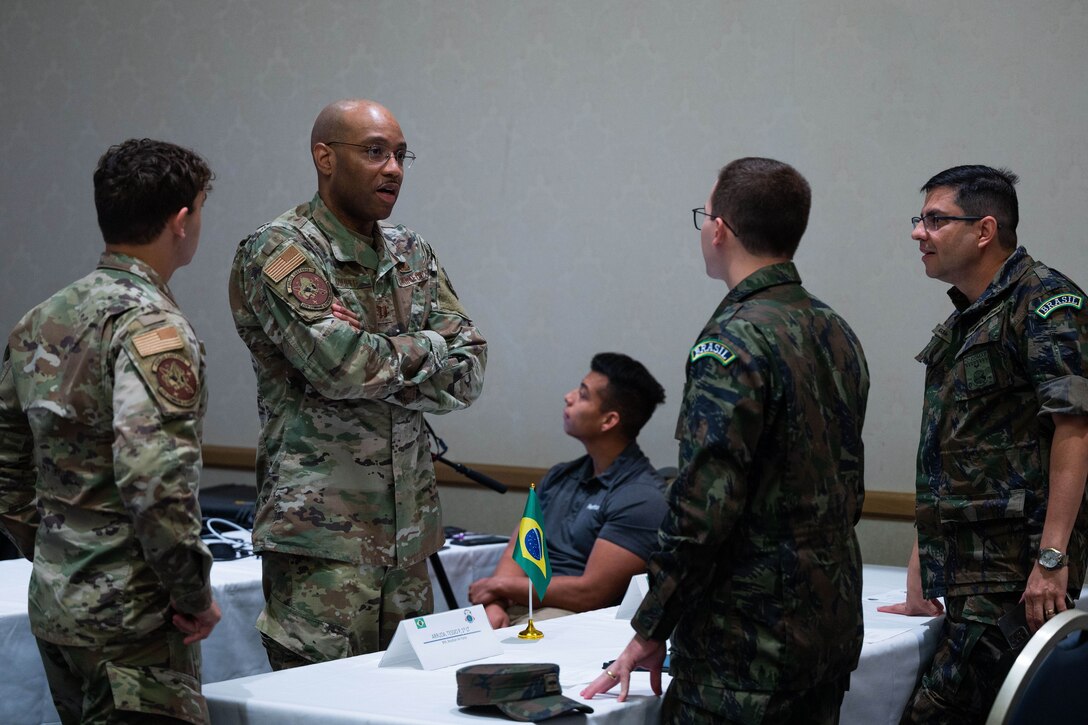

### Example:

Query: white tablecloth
xmin=0 ymin=540 xmax=506 ymax=725
xmin=206 ymin=606 xmax=666 ymax=725
xmin=202 ymin=565 xmax=949 ymax=725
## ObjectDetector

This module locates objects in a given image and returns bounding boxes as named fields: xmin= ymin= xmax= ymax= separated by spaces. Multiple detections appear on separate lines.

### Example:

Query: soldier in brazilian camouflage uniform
xmin=229 ymin=99 xmax=486 ymax=670
xmin=0 ymin=139 xmax=220 ymax=724
xmin=881 ymin=166 xmax=1088 ymax=723
xmin=583 ymin=158 xmax=869 ymax=724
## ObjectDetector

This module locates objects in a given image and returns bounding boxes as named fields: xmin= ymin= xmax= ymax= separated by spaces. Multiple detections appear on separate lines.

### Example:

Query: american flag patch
xmin=132 ymin=326 xmax=185 ymax=357
xmin=264 ymin=245 xmax=306 ymax=282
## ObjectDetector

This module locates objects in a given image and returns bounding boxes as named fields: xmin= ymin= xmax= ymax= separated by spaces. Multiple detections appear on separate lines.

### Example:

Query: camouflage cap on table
xmin=456 ymin=663 xmax=593 ymax=721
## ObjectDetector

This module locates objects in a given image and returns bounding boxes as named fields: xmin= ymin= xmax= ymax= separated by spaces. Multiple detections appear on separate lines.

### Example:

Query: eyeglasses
xmin=326 ymin=142 xmax=416 ymax=169
xmin=910 ymin=214 xmax=984 ymax=233
xmin=692 ymin=207 xmax=737 ymax=236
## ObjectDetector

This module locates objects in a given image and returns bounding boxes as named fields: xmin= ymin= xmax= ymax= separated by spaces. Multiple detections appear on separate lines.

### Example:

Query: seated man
xmin=469 ymin=352 xmax=668 ymax=629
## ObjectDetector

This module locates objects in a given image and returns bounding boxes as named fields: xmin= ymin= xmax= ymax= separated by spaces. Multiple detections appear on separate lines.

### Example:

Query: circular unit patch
xmin=288 ymin=268 xmax=332 ymax=310
xmin=152 ymin=353 xmax=199 ymax=407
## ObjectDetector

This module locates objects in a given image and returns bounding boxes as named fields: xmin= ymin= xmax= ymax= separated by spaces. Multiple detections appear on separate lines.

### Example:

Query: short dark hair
xmin=590 ymin=352 xmax=666 ymax=440
xmin=921 ymin=165 xmax=1019 ymax=249
xmin=94 ymin=138 xmax=213 ymax=246
xmin=711 ymin=157 xmax=811 ymax=257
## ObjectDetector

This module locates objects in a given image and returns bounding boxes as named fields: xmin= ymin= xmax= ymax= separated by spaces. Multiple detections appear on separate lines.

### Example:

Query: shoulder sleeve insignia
xmin=286 ymin=267 xmax=332 ymax=310
xmin=151 ymin=352 xmax=199 ymax=407
xmin=132 ymin=326 xmax=185 ymax=357
xmin=1035 ymin=293 xmax=1084 ymax=319
xmin=690 ymin=338 xmax=737 ymax=368
xmin=264 ymin=244 xmax=306 ymax=283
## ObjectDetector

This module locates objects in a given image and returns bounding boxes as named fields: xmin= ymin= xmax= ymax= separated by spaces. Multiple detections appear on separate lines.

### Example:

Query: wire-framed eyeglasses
xmin=326 ymin=142 xmax=416 ymax=169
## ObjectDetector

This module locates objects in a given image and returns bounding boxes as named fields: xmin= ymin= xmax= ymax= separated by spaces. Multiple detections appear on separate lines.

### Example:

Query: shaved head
xmin=311 ymin=99 xmax=394 ymax=148
xmin=309 ymin=99 xmax=407 ymax=237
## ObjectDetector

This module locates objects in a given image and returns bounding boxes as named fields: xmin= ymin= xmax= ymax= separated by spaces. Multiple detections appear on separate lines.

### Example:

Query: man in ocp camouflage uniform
xmin=229 ymin=99 xmax=487 ymax=670
xmin=0 ymin=139 xmax=220 ymax=724
xmin=880 ymin=165 xmax=1088 ymax=723
xmin=583 ymin=157 xmax=869 ymax=724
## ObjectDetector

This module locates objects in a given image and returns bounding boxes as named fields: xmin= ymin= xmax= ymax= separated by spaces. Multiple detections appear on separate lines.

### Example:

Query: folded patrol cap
xmin=456 ymin=663 xmax=593 ymax=721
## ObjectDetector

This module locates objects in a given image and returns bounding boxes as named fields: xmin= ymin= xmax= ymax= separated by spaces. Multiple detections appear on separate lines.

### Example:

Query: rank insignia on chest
xmin=690 ymin=339 xmax=737 ymax=368
xmin=152 ymin=353 xmax=199 ymax=407
xmin=287 ymin=267 xmax=332 ymax=310
xmin=963 ymin=349 xmax=995 ymax=391
xmin=1035 ymin=293 xmax=1084 ymax=319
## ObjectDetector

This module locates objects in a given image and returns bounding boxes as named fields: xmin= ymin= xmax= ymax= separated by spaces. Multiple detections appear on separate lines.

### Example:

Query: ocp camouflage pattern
xmin=256 ymin=552 xmax=431 ymax=667
xmin=914 ymin=246 xmax=1088 ymax=598
xmin=633 ymin=262 xmax=869 ymax=694
xmin=228 ymin=194 xmax=487 ymax=568
xmin=0 ymin=251 xmax=213 ymax=646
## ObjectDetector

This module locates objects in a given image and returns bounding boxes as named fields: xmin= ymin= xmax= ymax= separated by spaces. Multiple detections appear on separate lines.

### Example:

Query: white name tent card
xmin=379 ymin=604 xmax=502 ymax=670
xmin=616 ymin=573 xmax=649 ymax=619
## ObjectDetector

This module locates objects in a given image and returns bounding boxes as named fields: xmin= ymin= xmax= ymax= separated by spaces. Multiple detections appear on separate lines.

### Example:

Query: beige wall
xmin=4 ymin=1 xmax=1088 ymax=500
xmin=6 ymin=1 xmax=1084 ymax=575
xmin=205 ymin=468 xmax=916 ymax=568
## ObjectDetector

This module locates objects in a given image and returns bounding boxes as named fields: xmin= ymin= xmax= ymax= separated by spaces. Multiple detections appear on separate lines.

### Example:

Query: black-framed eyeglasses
xmin=910 ymin=214 xmax=987 ymax=233
xmin=693 ymin=207 xmax=737 ymax=236
xmin=326 ymin=142 xmax=416 ymax=169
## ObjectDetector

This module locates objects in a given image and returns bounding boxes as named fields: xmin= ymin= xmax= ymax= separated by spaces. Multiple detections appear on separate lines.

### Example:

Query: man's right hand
xmin=878 ymin=538 xmax=945 ymax=617
xmin=878 ymin=593 xmax=945 ymax=616
xmin=485 ymin=602 xmax=510 ymax=630
xmin=172 ymin=599 xmax=222 ymax=645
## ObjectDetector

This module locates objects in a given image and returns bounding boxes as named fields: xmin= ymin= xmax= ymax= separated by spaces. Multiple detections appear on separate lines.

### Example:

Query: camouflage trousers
xmin=257 ymin=551 xmax=433 ymax=670
xmin=661 ymin=675 xmax=849 ymax=725
xmin=35 ymin=628 xmax=207 ymax=725
xmin=900 ymin=592 xmax=1021 ymax=725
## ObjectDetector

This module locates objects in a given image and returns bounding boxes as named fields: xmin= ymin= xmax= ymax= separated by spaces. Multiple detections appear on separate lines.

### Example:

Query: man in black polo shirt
xmin=468 ymin=352 xmax=669 ymax=629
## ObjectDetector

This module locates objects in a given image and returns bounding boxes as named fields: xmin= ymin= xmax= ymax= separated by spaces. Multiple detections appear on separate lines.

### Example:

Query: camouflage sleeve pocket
xmin=121 ymin=326 xmax=202 ymax=417
xmin=106 ymin=661 xmax=208 ymax=725
xmin=262 ymin=243 xmax=333 ymax=322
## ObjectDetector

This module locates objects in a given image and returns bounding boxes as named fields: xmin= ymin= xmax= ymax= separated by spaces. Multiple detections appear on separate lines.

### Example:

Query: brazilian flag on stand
xmin=513 ymin=484 xmax=552 ymax=600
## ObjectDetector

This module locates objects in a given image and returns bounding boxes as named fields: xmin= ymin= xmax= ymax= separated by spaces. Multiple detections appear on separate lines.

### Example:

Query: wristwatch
xmin=1038 ymin=547 xmax=1069 ymax=570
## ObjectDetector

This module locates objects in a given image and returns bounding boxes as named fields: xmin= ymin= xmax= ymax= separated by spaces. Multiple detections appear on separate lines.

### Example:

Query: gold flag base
xmin=517 ymin=619 xmax=544 ymax=640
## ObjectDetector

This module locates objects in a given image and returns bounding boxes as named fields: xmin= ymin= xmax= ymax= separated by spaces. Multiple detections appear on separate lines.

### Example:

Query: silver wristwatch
xmin=1038 ymin=547 xmax=1069 ymax=571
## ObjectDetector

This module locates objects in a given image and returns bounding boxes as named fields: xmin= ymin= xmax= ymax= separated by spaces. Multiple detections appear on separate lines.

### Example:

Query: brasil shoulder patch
xmin=1035 ymin=293 xmax=1084 ymax=319
xmin=690 ymin=338 xmax=737 ymax=368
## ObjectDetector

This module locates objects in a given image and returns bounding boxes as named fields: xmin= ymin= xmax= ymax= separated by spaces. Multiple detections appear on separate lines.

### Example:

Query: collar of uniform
xmin=946 ymin=245 xmax=1033 ymax=313
xmin=306 ymin=193 xmax=390 ymax=272
xmin=725 ymin=261 xmax=801 ymax=304
xmin=575 ymin=441 xmax=647 ymax=491
xmin=96 ymin=251 xmax=174 ymax=301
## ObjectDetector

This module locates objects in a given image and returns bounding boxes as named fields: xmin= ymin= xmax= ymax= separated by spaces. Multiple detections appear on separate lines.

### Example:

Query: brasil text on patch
xmin=1035 ymin=293 xmax=1084 ymax=319
xmin=690 ymin=339 xmax=737 ymax=368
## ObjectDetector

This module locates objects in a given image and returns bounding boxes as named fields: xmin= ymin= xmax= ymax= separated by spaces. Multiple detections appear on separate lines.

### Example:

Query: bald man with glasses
xmin=229 ymin=99 xmax=487 ymax=670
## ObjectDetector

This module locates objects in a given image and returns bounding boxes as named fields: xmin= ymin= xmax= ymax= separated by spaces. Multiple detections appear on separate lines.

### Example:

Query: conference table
xmin=0 ymin=539 xmax=507 ymax=725
xmin=201 ymin=565 xmax=952 ymax=725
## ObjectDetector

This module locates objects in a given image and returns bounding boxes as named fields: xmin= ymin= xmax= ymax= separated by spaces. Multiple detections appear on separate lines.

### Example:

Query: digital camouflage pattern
xmin=0 ymin=252 xmax=212 ymax=721
xmin=914 ymin=247 xmax=1088 ymax=599
xmin=228 ymin=194 xmax=487 ymax=569
xmin=456 ymin=662 xmax=593 ymax=721
xmin=633 ymin=263 xmax=869 ymax=701
xmin=256 ymin=552 xmax=431 ymax=669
